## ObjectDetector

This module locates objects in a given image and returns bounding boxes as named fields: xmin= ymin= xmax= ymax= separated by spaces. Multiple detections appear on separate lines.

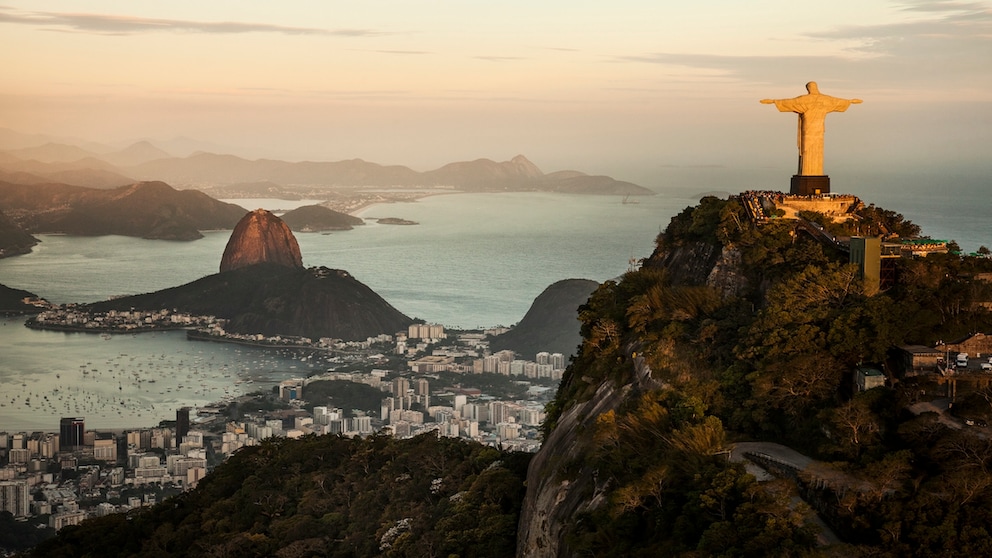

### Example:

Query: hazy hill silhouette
xmin=123 ymin=152 xmax=654 ymax=195
xmin=0 ymin=154 xmax=134 ymax=188
xmin=280 ymin=204 xmax=365 ymax=231
xmin=5 ymin=140 xmax=170 ymax=167
xmin=0 ymin=210 xmax=38 ymax=258
xmin=99 ymin=141 xmax=172 ymax=167
xmin=0 ymin=180 xmax=245 ymax=240
xmin=1 ymin=130 xmax=653 ymax=195
xmin=489 ymin=278 xmax=600 ymax=360
xmin=4 ymin=142 xmax=96 ymax=163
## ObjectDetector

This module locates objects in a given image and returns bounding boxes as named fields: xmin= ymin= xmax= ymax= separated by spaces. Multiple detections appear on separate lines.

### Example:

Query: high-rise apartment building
xmin=0 ymin=480 xmax=30 ymax=518
xmin=59 ymin=417 xmax=84 ymax=451
xmin=176 ymin=407 xmax=191 ymax=448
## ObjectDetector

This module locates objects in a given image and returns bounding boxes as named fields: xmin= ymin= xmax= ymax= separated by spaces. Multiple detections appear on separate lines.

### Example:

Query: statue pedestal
xmin=791 ymin=175 xmax=830 ymax=196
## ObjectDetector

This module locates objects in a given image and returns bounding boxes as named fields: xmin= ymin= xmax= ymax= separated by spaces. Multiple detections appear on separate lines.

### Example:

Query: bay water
xmin=0 ymin=185 xmax=987 ymax=431
xmin=0 ymin=192 xmax=692 ymax=430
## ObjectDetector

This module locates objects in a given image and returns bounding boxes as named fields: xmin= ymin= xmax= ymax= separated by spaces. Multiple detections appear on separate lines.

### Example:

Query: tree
xmin=824 ymin=397 xmax=881 ymax=458
xmin=752 ymin=352 xmax=841 ymax=417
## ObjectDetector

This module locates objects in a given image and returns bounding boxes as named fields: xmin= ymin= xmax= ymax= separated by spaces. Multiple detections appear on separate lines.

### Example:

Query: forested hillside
xmin=27 ymin=196 xmax=992 ymax=557
xmin=526 ymin=196 xmax=992 ymax=556
xmin=29 ymin=434 xmax=529 ymax=557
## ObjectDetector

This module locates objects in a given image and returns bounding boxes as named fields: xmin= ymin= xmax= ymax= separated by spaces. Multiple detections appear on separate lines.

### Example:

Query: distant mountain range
xmin=0 ymin=128 xmax=654 ymax=195
xmin=0 ymin=129 xmax=654 ymax=256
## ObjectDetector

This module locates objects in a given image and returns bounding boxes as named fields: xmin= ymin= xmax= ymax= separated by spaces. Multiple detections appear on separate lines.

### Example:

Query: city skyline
xmin=2 ymin=1 xmax=990 ymax=186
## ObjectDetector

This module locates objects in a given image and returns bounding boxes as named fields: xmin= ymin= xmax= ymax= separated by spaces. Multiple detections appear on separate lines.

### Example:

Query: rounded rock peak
xmin=220 ymin=209 xmax=303 ymax=273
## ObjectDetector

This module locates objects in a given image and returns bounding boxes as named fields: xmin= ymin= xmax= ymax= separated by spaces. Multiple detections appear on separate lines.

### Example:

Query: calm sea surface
xmin=0 ymin=184 xmax=987 ymax=431
xmin=0 ymin=192 xmax=691 ymax=430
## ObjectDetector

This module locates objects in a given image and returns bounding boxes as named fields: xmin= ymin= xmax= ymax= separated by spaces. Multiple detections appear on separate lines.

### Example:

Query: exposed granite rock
xmin=220 ymin=209 xmax=303 ymax=272
xmin=642 ymin=239 xmax=723 ymax=286
xmin=518 ymin=238 xmax=746 ymax=556
xmin=87 ymin=208 xmax=409 ymax=340
xmin=706 ymin=245 xmax=746 ymax=298
xmin=517 ymin=344 xmax=662 ymax=556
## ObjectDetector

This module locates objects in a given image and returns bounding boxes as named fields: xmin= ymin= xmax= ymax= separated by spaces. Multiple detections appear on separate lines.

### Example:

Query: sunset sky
xmin=1 ymin=1 xmax=990 ymax=185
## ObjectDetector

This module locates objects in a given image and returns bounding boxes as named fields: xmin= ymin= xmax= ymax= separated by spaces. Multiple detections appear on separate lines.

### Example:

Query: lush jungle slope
xmin=27 ymin=196 xmax=992 ymax=558
xmin=29 ymin=433 xmax=529 ymax=558
xmin=521 ymin=196 xmax=992 ymax=557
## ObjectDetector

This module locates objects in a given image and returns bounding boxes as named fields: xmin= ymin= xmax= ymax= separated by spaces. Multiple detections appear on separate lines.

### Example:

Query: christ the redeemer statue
xmin=761 ymin=82 xmax=861 ymax=194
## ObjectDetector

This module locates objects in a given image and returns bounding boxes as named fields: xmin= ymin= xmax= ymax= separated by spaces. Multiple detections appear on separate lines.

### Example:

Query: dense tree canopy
xmin=545 ymin=197 xmax=992 ymax=555
xmin=29 ymin=195 xmax=992 ymax=557
xmin=29 ymin=433 xmax=529 ymax=558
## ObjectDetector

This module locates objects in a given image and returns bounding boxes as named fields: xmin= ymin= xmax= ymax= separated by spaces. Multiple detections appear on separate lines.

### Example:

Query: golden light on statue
xmin=761 ymin=81 xmax=862 ymax=195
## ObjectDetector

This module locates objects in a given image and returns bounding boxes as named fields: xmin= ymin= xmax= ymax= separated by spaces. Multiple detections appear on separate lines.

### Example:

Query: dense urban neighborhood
xmin=2 ymin=313 xmax=565 ymax=540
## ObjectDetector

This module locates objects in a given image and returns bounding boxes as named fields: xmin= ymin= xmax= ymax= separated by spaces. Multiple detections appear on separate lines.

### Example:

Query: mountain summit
xmin=220 ymin=209 xmax=303 ymax=272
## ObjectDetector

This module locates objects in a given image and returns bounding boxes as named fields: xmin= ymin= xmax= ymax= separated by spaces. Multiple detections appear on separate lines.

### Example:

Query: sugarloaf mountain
xmin=88 ymin=209 xmax=412 ymax=340
xmin=220 ymin=209 xmax=304 ymax=272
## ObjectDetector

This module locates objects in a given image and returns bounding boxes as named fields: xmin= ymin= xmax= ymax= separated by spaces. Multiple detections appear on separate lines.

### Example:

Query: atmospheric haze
xmin=1 ymin=0 xmax=990 ymax=187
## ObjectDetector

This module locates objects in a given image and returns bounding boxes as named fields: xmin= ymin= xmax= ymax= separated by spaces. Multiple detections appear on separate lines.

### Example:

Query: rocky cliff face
xmin=517 ymin=344 xmax=663 ymax=556
xmin=643 ymin=239 xmax=722 ymax=286
xmin=518 ymin=236 xmax=744 ymax=557
xmin=220 ymin=209 xmax=303 ymax=272
xmin=89 ymin=208 xmax=410 ymax=340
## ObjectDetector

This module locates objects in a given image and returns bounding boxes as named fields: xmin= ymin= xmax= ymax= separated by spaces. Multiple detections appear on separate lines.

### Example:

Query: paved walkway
xmin=729 ymin=441 xmax=843 ymax=546
xmin=907 ymin=398 xmax=962 ymax=430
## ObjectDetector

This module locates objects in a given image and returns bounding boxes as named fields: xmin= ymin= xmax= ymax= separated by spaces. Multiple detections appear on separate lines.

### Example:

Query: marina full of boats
xmin=0 ymin=317 xmax=324 ymax=432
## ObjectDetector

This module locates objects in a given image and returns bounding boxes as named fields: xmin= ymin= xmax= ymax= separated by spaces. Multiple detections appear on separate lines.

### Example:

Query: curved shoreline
xmin=23 ymin=320 xmax=189 ymax=334
xmin=185 ymin=329 xmax=327 ymax=352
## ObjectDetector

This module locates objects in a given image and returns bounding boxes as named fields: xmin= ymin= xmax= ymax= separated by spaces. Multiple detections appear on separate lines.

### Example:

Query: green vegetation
xmin=28 ymin=195 xmax=992 ymax=556
xmin=433 ymin=370 xmax=552 ymax=400
xmin=0 ymin=512 xmax=54 ymax=554
xmin=30 ymin=433 xmax=529 ymax=558
xmin=303 ymin=379 xmax=384 ymax=416
xmin=545 ymin=196 xmax=992 ymax=556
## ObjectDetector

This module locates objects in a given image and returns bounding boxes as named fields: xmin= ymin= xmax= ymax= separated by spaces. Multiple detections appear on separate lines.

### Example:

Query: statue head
xmin=806 ymin=81 xmax=820 ymax=94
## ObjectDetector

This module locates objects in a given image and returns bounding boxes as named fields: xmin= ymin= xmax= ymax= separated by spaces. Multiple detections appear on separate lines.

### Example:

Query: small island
xmin=373 ymin=217 xmax=419 ymax=226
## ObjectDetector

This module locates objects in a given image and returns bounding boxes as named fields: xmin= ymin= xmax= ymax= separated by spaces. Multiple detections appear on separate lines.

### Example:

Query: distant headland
xmin=0 ymin=130 xmax=655 ymax=257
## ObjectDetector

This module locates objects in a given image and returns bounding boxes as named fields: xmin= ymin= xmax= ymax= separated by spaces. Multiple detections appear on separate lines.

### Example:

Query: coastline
xmin=23 ymin=320 xmax=189 ymax=335
xmin=342 ymin=190 xmax=459 ymax=217
xmin=185 ymin=329 xmax=329 ymax=352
